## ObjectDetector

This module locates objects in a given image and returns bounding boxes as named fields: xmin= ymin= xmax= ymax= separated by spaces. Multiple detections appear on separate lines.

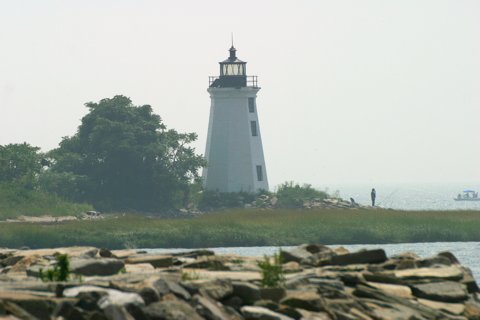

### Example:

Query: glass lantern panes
xmin=221 ymin=63 xmax=245 ymax=76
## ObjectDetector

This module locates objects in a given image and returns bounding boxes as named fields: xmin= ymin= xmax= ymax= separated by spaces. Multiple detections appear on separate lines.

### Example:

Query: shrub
xmin=275 ymin=181 xmax=328 ymax=208
xmin=257 ymin=252 xmax=284 ymax=288
xmin=39 ymin=254 xmax=70 ymax=282
xmin=198 ymin=190 xmax=256 ymax=210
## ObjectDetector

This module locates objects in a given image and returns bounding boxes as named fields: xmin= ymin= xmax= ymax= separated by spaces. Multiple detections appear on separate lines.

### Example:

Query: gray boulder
xmin=329 ymin=249 xmax=387 ymax=265
xmin=411 ymin=281 xmax=469 ymax=303
xmin=70 ymin=258 xmax=124 ymax=276
xmin=232 ymin=281 xmax=261 ymax=304
xmin=125 ymin=255 xmax=173 ymax=268
xmin=241 ymin=306 xmax=294 ymax=320
xmin=280 ymin=290 xmax=327 ymax=312
xmin=182 ymin=279 xmax=233 ymax=300
xmin=193 ymin=294 xmax=239 ymax=320
xmin=152 ymin=279 xmax=191 ymax=300
xmin=143 ymin=300 xmax=203 ymax=320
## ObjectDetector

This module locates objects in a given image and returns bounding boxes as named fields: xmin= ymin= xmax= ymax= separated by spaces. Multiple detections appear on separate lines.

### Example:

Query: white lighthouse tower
xmin=203 ymin=45 xmax=269 ymax=193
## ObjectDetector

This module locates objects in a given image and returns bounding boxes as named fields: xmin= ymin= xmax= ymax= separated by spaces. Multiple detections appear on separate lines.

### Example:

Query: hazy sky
xmin=1 ymin=0 xmax=479 ymax=189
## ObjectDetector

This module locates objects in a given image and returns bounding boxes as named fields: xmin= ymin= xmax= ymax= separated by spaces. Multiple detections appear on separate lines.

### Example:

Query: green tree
xmin=0 ymin=143 xmax=44 ymax=189
xmin=46 ymin=95 xmax=205 ymax=212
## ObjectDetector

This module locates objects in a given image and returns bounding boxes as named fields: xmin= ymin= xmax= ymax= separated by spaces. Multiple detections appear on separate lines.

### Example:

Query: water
xmin=149 ymin=241 xmax=480 ymax=282
xmin=323 ymin=183 xmax=480 ymax=210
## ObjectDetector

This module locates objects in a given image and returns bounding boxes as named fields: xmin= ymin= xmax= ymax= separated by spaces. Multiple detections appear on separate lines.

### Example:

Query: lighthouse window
xmin=256 ymin=165 xmax=263 ymax=181
xmin=248 ymin=98 xmax=255 ymax=113
xmin=250 ymin=121 xmax=258 ymax=136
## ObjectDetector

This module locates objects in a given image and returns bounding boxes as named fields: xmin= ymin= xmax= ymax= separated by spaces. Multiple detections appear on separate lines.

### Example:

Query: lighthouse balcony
xmin=209 ymin=75 xmax=258 ymax=88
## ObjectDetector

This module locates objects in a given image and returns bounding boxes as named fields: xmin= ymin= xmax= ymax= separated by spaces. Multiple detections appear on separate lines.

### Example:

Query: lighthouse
xmin=203 ymin=45 xmax=269 ymax=193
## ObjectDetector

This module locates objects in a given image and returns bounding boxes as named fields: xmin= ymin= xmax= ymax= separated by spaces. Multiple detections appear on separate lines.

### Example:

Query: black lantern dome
xmin=209 ymin=46 xmax=257 ymax=88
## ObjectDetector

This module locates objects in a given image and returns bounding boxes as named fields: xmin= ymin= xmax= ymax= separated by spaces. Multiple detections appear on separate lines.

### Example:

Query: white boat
xmin=454 ymin=190 xmax=480 ymax=201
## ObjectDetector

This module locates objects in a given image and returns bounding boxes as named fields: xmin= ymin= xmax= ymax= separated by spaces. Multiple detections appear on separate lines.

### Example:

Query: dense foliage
xmin=275 ymin=181 xmax=328 ymax=208
xmin=0 ymin=143 xmax=44 ymax=189
xmin=45 ymin=95 xmax=205 ymax=212
xmin=0 ymin=183 xmax=92 ymax=219
xmin=0 ymin=143 xmax=92 ymax=218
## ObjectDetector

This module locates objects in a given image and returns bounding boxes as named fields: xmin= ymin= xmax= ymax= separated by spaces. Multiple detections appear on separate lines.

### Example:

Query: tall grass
xmin=0 ymin=209 xmax=479 ymax=249
xmin=0 ymin=184 xmax=93 ymax=219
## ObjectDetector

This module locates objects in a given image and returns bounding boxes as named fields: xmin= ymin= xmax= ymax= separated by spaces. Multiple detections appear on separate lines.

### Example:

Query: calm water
xmin=324 ymin=183 xmax=480 ymax=210
xmin=149 ymin=242 xmax=480 ymax=283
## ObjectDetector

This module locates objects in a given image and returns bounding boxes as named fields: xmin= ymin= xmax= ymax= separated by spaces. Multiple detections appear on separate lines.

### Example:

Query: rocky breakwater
xmin=0 ymin=244 xmax=479 ymax=319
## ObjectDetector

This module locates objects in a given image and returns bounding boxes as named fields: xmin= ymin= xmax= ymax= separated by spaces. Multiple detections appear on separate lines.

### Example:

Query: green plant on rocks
xmin=257 ymin=252 xmax=284 ymax=288
xmin=39 ymin=254 xmax=70 ymax=282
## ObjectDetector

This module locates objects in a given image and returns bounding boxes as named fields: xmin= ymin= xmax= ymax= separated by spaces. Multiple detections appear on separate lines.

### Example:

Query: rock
xmin=296 ymin=308 xmax=332 ymax=320
xmin=333 ymin=247 xmax=349 ymax=255
xmin=438 ymin=251 xmax=460 ymax=264
xmin=280 ymin=244 xmax=332 ymax=265
xmin=464 ymin=300 xmax=480 ymax=319
xmin=329 ymin=249 xmax=387 ymax=265
xmin=393 ymin=258 xmax=416 ymax=270
xmin=461 ymin=269 xmax=480 ymax=293
xmin=232 ymin=281 xmax=261 ymax=304
xmin=276 ymin=305 xmax=303 ymax=319
xmin=254 ymin=299 xmax=280 ymax=311
xmin=142 ymin=299 xmax=203 ymax=320
xmin=241 ymin=306 xmax=294 ymax=320
xmin=310 ymin=279 xmax=347 ymax=299
xmin=182 ymin=279 xmax=233 ymax=300
xmin=99 ymin=248 xmax=113 ymax=258
xmin=183 ymin=257 xmax=229 ymax=270
xmin=353 ymin=284 xmax=442 ymax=319
xmin=75 ymin=290 xmax=107 ymax=311
xmin=416 ymin=255 xmax=452 ymax=268
xmin=103 ymin=305 xmax=135 ymax=320
xmin=224 ymin=296 xmax=243 ymax=309
xmin=417 ymin=298 xmax=465 ymax=315
xmin=260 ymin=287 xmax=286 ymax=302
xmin=124 ymin=263 xmax=155 ymax=274
xmin=63 ymin=286 xmax=144 ymax=308
xmin=280 ymin=291 xmax=327 ymax=312
xmin=173 ymin=250 xmax=215 ymax=259
xmin=110 ymin=249 xmax=138 ymax=259
xmin=138 ymin=286 xmax=160 ymax=305
xmin=394 ymin=265 xmax=464 ymax=281
xmin=362 ymin=300 xmax=422 ymax=320
xmin=125 ymin=255 xmax=173 ymax=268
xmin=365 ymin=282 xmax=412 ymax=299
xmin=1 ymin=300 xmax=38 ymax=319
xmin=1 ymin=256 xmax=24 ymax=267
xmin=52 ymin=301 xmax=86 ymax=320
xmin=411 ymin=281 xmax=468 ymax=302
xmin=152 ymin=279 xmax=191 ymax=300
xmin=280 ymin=247 xmax=311 ymax=263
xmin=282 ymin=261 xmax=301 ymax=273
xmin=0 ymin=291 xmax=60 ymax=319
xmin=193 ymin=294 xmax=236 ymax=320
xmin=70 ymin=258 xmax=124 ymax=276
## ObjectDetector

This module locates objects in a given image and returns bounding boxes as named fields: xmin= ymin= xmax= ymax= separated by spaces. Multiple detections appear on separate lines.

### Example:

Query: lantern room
xmin=220 ymin=46 xmax=246 ymax=76
xmin=209 ymin=46 xmax=258 ymax=88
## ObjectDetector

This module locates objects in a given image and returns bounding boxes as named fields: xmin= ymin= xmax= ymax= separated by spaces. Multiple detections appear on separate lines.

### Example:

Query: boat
xmin=454 ymin=190 xmax=480 ymax=201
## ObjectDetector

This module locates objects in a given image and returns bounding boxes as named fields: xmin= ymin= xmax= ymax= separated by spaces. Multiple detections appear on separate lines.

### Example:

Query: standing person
xmin=371 ymin=188 xmax=376 ymax=206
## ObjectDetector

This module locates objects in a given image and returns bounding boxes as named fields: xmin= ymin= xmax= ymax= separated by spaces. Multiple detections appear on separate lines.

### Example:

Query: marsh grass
xmin=0 ymin=209 xmax=479 ymax=248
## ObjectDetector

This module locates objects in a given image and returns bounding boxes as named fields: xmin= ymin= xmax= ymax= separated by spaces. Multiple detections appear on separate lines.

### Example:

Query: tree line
xmin=0 ymin=95 xmax=205 ymax=212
